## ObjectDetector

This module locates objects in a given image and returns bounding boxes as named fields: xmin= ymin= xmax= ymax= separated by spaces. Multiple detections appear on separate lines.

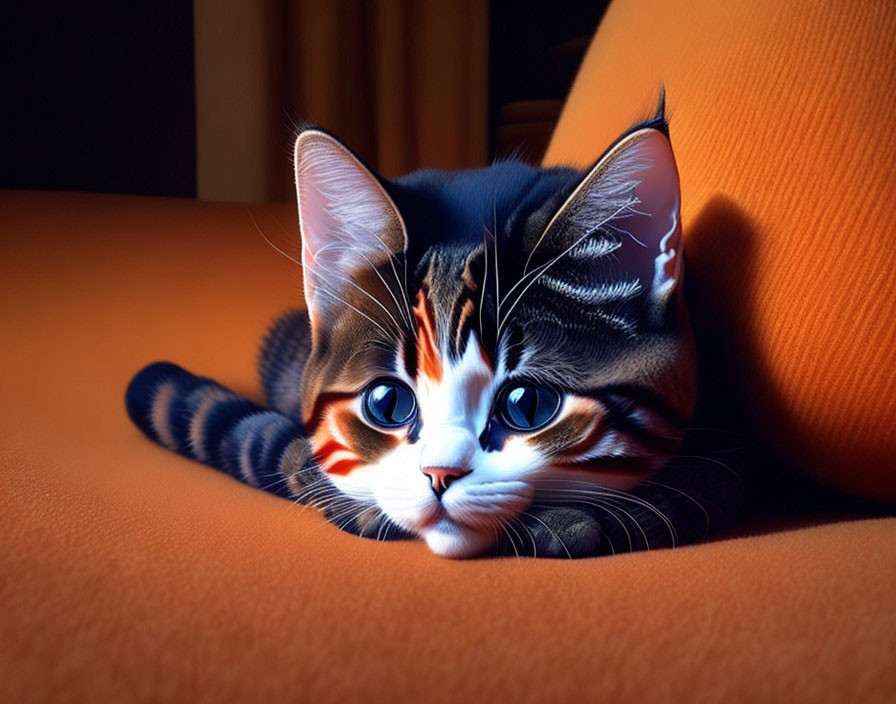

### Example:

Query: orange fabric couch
xmin=3 ymin=1 xmax=896 ymax=702
xmin=2 ymin=192 xmax=894 ymax=703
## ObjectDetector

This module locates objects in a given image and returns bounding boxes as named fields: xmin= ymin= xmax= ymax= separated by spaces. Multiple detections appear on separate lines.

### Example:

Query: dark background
xmin=2 ymin=4 xmax=197 ymax=197
xmin=1 ymin=1 xmax=607 ymax=199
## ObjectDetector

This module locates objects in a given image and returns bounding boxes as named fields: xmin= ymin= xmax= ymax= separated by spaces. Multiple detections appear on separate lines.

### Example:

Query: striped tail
xmin=125 ymin=362 xmax=319 ymax=498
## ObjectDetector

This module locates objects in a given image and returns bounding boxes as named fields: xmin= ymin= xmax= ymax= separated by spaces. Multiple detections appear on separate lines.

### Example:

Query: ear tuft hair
xmin=639 ymin=85 xmax=669 ymax=138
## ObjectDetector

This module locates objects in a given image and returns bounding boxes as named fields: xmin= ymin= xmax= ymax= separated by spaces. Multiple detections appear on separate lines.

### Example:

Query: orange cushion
xmin=2 ymin=191 xmax=895 ymax=702
xmin=545 ymin=0 xmax=896 ymax=502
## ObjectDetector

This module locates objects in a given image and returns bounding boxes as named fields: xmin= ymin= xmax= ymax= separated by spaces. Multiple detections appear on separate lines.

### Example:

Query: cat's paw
xmin=522 ymin=507 xmax=605 ymax=558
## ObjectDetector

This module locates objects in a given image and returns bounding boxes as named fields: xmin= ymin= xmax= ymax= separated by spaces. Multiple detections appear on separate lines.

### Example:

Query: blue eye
xmin=363 ymin=380 xmax=417 ymax=428
xmin=497 ymin=384 xmax=561 ymax=431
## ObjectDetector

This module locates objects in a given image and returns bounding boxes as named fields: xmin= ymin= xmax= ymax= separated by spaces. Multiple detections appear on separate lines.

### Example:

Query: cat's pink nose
xmin=422 ymin=466 xmax=471 ymax=497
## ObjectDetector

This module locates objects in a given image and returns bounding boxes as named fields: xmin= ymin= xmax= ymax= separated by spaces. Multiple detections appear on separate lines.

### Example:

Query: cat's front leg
xmin=511 ymin=506 xmax=608 ymax=558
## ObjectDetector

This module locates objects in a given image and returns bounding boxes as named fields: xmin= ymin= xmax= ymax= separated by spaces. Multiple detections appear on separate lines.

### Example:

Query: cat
xmin=126 ymin=94 xmax=743 ymax=558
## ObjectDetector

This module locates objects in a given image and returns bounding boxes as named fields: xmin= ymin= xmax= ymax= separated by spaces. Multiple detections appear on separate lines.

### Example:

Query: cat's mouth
xmin=418 ymin=505 xmax=446 ymax=530
xmin=412 ymin=480 xmax=535 ymax=558
xmin=420 ymin=516 xmax=498 ymax=558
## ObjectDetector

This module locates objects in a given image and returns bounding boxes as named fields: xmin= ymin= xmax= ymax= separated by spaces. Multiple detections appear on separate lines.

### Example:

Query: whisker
xmin=252 ymin=204 xmax=413 ymax=333
xmin=498 ymin=199 xmax=637 ymax=340
xmin=510 ymin=515 xmax=538 ymax=558
xmin=312 ymin=265 xmax=407 ymax=338
xmin=247 ymin=208 xmax=303 ymax=267
xmin=340 ymin=220 xmax=416 ymax=335
xmin=641 ymin=479 xmax=710 ymax=536
xmin=531 ymin=498 xmax=634 ymax=552
xmin=535 ymin=486 xmax=677 ymax=547
xmin=520 ymin=511 xmax=571 ymax=559
xmin=479 ymin=235 xmax=489 ymax=343
xmin=500 ymin=522 xmax=521 ymax=560
xmin=492 ymin=199 xmax=500 ymax=335
xmin=668 ymin=454 xmax=741 ymax=477
xmin=312 ymin=286 xmax=393 ymax=339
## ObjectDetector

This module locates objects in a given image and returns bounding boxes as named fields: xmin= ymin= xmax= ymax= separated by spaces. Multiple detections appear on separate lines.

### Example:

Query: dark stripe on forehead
xmin=416 ymin=245 xmax=489 ymax=362
xmin=502 ymin=325 xmax=525 ymax=373
xmin=453 ymin=298 xmax=476 ymax=356
xmin=401 ymin=334 xmax=418 ymax=382
xmin=447 ymin=283 xmax=480 ymax=358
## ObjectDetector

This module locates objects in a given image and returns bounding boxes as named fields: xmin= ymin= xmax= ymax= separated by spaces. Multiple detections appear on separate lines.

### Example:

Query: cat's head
xmin=292 ymin=106 xmax=696 ymax=557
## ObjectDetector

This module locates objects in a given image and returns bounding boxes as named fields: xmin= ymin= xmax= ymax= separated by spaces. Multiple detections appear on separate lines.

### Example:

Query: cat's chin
xmin=421 ymin=517 xmax=496 ymax=559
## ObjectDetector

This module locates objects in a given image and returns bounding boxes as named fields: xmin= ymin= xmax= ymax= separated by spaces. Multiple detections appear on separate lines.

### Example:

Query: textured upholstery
xmin=545 ymin=0 xmax=896 ymax=501
xmin=2 ymin=191 xmax=894 ymax=703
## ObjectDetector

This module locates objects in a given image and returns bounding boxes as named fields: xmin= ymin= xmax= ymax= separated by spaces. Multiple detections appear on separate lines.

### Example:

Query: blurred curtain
xmin=194 ymin=0 xmax=489 ymax=202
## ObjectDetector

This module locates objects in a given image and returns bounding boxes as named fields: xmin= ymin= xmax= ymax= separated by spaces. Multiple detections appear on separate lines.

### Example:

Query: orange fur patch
xmin=312 ymin=432 xmax=361 ymax=476
xmin=414 ymin=292 xmax=442 ymax=382
xmin=311 ymin=403 xmax=363 ymax=476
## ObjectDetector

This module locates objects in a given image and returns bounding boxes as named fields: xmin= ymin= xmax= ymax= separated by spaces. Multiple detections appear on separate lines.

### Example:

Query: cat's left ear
xmin=293 ymin=130 xmax=407 ymax=320
xmin=533 ymin=117 xmax=683 ymax=323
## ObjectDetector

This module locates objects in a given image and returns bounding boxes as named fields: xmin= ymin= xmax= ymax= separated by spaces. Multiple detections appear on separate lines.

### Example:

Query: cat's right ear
xmin=293 ymin=130 xmax=407 ymax=322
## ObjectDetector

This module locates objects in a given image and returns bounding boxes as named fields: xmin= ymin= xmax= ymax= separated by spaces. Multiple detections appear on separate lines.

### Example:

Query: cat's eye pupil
xmin=364 ymin=381 xmax=416 ymax=428
xmin=500 ymin=384 xmax=561 ymax=431
xmin=506 ymin=386 xmax=538 ymax=426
